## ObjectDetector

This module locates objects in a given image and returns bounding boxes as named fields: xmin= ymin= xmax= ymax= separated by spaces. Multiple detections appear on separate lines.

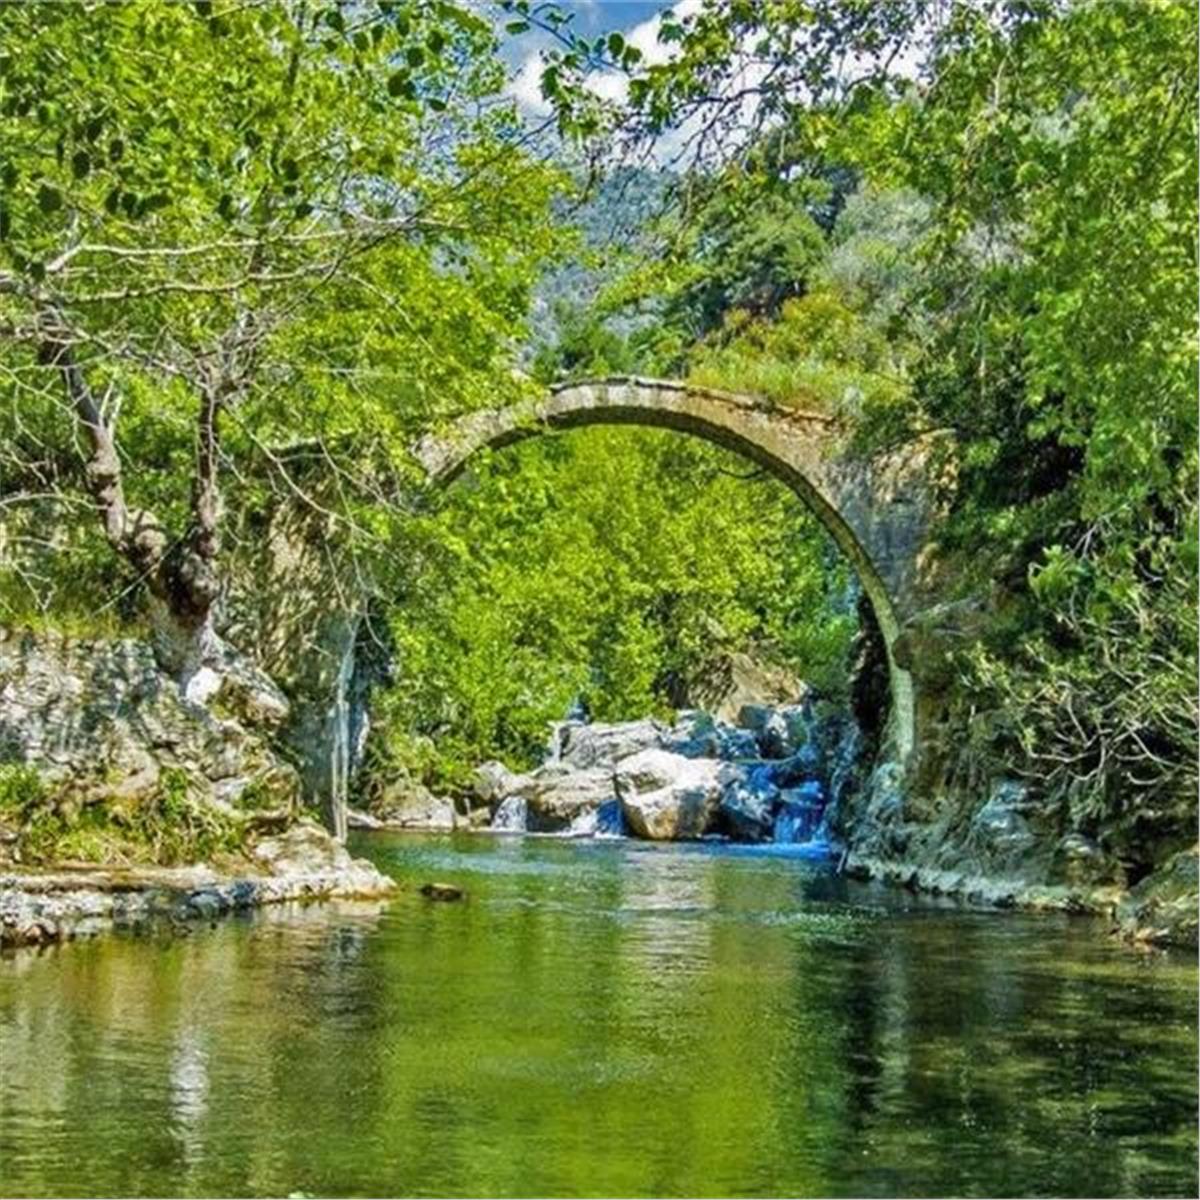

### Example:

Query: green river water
xmin=0 ymin=831 xmax=1196 ymax=1198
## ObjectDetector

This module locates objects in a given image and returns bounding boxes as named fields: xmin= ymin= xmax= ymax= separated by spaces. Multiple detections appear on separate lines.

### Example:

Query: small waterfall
xmin=594 ymin=799 xmax=626 ymax=838
xmin=491 ymin=796 xmax=528 ymax=833
xmin=772 ymin=780 xmax=826 ymax=846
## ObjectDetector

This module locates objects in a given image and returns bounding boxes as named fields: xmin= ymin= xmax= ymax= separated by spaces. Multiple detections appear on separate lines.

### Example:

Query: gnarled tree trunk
xmin=40 ymin=317 xmax=225 ymax=692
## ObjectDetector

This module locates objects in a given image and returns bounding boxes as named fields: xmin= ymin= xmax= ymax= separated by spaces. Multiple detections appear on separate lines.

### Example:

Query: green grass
xmin=0 ymin=762 xmax=246 ymax=867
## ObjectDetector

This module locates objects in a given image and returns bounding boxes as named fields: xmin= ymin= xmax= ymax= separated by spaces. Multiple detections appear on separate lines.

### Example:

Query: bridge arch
xmin=415 ymin=377 xmax=937 ymax=761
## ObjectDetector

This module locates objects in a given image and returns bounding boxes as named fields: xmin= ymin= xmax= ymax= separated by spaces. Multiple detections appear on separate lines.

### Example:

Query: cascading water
xmin=491 ymin=795 xmax=528 ymax=833
xmin=593 ymin=799 xmax=627 ymax=838
xmin=772 ymin=779 xmax=827 ymax=847
xmin=484 ymin=696 xmax=860 ymax=855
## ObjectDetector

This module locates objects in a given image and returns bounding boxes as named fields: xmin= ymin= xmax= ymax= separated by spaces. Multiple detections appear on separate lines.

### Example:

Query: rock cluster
xmin=371 ymin=704 xmax=852 ymax=847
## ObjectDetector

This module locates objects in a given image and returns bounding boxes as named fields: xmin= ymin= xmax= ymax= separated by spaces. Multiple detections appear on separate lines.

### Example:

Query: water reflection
xmin=0 ymin=836 xmax=1195 ymax=1199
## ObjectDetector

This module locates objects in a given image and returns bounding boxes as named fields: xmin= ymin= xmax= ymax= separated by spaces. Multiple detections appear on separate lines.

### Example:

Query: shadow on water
xmin=0 ymin=831 xmax=1195 ymax=1198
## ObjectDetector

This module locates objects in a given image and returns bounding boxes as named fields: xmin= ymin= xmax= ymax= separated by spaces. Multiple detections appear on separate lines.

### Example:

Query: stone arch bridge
xmin=414 ymin=377 xmax=945 ymax=762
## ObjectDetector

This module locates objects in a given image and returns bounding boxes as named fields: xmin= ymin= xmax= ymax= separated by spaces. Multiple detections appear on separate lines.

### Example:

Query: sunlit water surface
xmin=0 ymin=832 xmax=1196 ymax=1198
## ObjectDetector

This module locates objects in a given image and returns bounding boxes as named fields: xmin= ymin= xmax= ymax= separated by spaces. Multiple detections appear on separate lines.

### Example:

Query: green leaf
xmin=71 ymin=149 xmax=90 ymax=179
xmin=36 ymin=184 xmax=62 ymax=214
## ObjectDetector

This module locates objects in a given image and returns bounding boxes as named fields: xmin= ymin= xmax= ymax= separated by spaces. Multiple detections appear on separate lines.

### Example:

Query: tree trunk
xmin=41 ymin=319 xmax=224 ymax=687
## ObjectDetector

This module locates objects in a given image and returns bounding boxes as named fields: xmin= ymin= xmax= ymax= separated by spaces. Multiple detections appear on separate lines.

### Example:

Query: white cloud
xmin=506 ymin=1 xmax=703 ymax=118
xmin=510 ymin=49 xmax=552 ymax=116
xmin=505 ymin=0 xmax=929 ymax=165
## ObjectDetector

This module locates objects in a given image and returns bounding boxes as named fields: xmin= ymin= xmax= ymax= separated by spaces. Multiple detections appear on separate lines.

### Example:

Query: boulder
xmin=420 ymin=882 xmax=464 ymax=902
xmin=718 ymin=767 xmax=780 ymax=841
xmin=686 ymin=651 xmax=805 ymax=724
xmin=549 ymin=719 xmax=666 ymax=769
xmin=511 ymin=764 xmax=617 ymax=833
xmin=664 ymin=710 xmax=758 ymax=760
xmin=615 ymin=749 xmax=726 ymax=841
xmin=735 ymin=704 xmax=775 ymax=735
xmin=737 ymin=702 xmax=819 ymax=759
xmin=473 ymin=760 xmax=521 ymax=809
xmin=252 ymin=820 xmax=359 ymax=875
xmin=373 ymin=780 xmax=457 ymax=830
xmin=1115 ymin=845 xmax=1199 ymax=948
xmin=758 ymin=710 xmax=792 ymax=758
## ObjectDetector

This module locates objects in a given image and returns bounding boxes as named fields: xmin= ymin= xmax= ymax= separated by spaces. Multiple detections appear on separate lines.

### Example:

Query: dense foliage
xmin=1 ymin=1 xmax=1194 ymax=863
xmin=372 ymin=427 xmax=854 ymax=787
xmin=887 ymin=0 xmax=1198 ymax=849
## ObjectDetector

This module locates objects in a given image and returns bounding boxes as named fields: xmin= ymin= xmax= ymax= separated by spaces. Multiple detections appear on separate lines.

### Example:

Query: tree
xmin=0 ymin=1 xmax=562 ymax=688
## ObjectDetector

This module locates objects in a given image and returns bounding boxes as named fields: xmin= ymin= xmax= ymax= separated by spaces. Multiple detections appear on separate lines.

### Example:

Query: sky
xmin=496 ymin=1 xmax=933 ymax=166
xmin=500 ymin=1 xmax=690 ymax=117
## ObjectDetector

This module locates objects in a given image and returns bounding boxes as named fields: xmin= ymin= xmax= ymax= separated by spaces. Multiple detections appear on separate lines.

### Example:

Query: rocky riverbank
xmin=0 ymin=630 xmax=395 ymax=949
xmin=2 ymin=626 xmax=1191 ymax=951
xmin=0 ymin=822 xmax=394 ymax=949
xmin=365 ymin=704 xmax=1198 ymax=949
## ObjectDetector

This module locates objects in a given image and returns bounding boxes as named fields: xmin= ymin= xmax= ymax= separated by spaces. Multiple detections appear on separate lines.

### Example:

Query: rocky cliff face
xmin=221 ymin=497 xmax=383 ymax=838
xmin=833 ymin=586 xmax=1199 ymax=947
xmin=0 ymin=628 xmax=396 ymax=939
xmin=0 ymin=627 xmax=299 ymax=835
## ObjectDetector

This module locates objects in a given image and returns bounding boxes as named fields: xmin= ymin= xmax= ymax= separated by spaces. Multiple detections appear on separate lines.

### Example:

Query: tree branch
xmin=36 ymin=312 xmax=169 ymax=584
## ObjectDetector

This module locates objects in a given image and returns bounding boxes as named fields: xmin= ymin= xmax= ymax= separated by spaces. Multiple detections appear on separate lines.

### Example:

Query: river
xmin=0 ymin=831 xmax=1196 ymax=1198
